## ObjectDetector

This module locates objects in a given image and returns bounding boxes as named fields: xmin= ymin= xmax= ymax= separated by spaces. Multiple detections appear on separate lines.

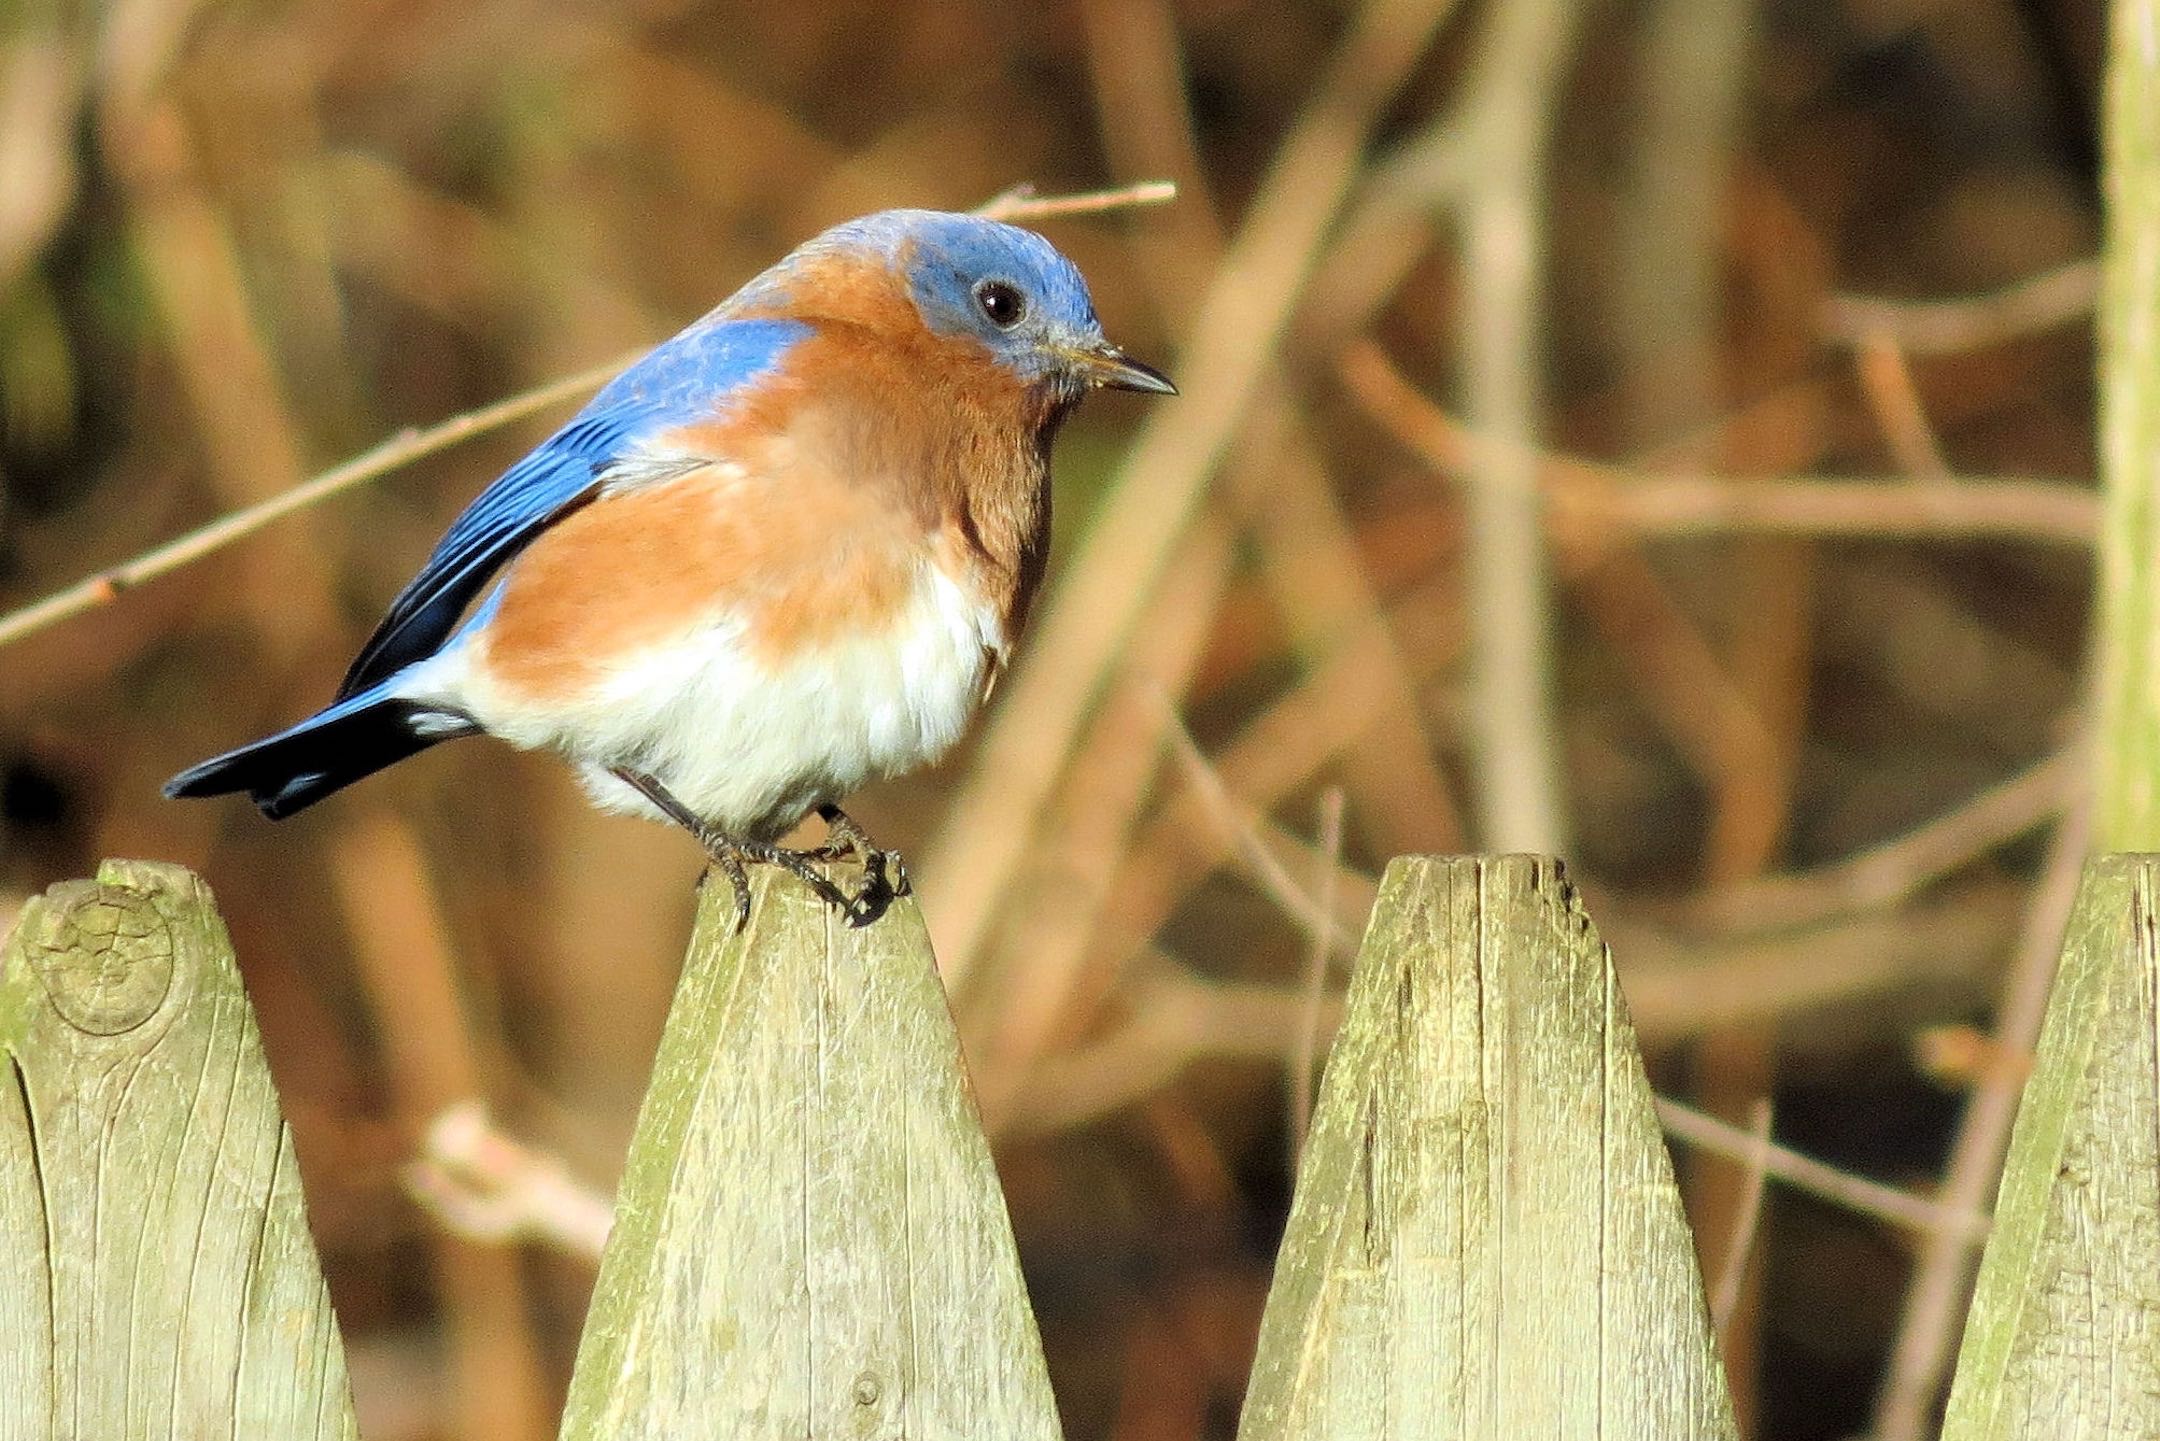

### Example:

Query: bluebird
xmin=166 ymin=209 xmax=1174 ymax=926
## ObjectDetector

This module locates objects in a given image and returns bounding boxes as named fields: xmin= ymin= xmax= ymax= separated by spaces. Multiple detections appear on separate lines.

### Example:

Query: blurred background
xmin=0 ymin=0 xmax=2109 ymax=1436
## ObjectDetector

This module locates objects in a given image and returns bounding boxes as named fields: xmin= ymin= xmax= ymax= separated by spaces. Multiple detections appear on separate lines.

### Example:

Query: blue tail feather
xmin=163 ymin=685 xmax=476 ymax=819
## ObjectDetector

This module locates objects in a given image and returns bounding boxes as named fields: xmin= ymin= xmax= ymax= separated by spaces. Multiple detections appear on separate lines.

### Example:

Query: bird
xmin=165 ymin=207 xmax=1175 ymax=927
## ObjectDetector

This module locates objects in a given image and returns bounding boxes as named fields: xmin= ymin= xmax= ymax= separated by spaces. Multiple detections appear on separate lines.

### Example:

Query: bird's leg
xmin=811 ymin=802 xmax=911 ymax=902
xmin=610 ymin=768 xmax=869 ymax=929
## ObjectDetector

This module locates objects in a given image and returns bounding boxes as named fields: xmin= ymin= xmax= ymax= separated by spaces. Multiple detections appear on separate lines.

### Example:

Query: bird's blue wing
xmin=335 ymin=315 xmax=812 ymax=699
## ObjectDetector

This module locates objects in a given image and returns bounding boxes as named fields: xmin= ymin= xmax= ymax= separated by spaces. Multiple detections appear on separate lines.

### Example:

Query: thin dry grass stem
xmin=1453 ymin=0 xmax=1586 ymax=854
xmin=1614 ymin=885 xmax=2018 ymax=1044
xmin=1870 ymin=799 xmax=2090 ymax=1441
xmin=1340 ymin=341 xmax=2100 ymax=547
xmin=1821 ymin=258 xmax=2099 ymax=355
xmin=1694 ymin=744 xmax=2081 ymax=935
xmin=1709 ymin=1098 xmax=1775 ymax=1337
xmin=1068 ymin=584 xmax=1458 ymax=1030
xmin=406 ymin=1101 xmax=614 ymax=1262
xmin=1005 ymin=954 xmax=1346 ymax=1136
xmin=1289 ymin=787 xmax=1346 ymax=1170
xmin=0 ymin=356 xmax=629 ymax=653
xmin=1153 ymin=692 xmax=1361 ymax=954
xmin=1597 ymin=474 xmax=2096 ymax=546
xmin=924 ymin=0 xmax=1466 ymax=996
xmin=1654 ymin=1097 xmax=1990 ymax=1243
xmin=972 ymin=179 xmax=1178 ymax=223
xmin=969 ymin=521 xmax=1237 ymax=1123
xmin=1855 ymin=332 xmax=1953 ymax=480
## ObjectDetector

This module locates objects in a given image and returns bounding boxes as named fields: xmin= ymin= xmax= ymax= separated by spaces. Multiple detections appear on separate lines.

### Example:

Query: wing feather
xmin=335 ymin=315 xmax=809 ymax=698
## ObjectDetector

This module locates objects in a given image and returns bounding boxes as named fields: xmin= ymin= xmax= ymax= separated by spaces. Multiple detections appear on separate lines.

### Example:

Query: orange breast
xmin=473 ymin=459 xmax=922 ymax=703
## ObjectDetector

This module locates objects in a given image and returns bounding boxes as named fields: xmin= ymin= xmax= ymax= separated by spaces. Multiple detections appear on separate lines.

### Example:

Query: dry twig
xmin=1289 ymin=787 xmax=1346 ymax=1166
xmin=1656 ymin=1097 xmax=1989 ymax=1242
xmin=973 ymin=179 xmax=1178 ymax=223
xmin=1854 ymin=332 xmax=1952 ymax=479
xmin=1870 ymin=800 xmax=2089 ymax=1440
xmin=1154 ymin=694 xmax=1361 ymax=954
xmin=0 ymin=358 xmax=629 ymax=652
xmin=1821 ymin=259 xmax=2099 ymax=355
xmin=406 ymin=1102 xmax=614 ymax=1262
xmin=1341 ymin=341 xmax=2099 ymax=548
xmin=1451 ymin=0 xmax=1586 ymax=853
xmin=1693 ymin=745 xmax=2080 ymax=935
xmin=1708 ymin=1099 xmax=1775 ymax=1337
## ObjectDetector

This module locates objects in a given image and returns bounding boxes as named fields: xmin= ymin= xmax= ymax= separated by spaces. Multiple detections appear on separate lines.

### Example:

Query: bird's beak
xmin=1071 ymin=341 xmax=1178 ymax=395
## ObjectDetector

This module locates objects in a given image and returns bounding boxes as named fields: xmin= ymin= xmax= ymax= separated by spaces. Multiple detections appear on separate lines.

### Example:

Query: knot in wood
xmin=851 ymin=1371 xmax=882 ymax=1408
xmin=25 ymin=881 xmax=175 ymax=1034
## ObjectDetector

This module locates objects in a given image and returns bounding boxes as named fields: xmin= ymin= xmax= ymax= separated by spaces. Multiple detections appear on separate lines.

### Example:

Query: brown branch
xmin=0 ymin=356 xmax=630 ymax=653
xmin=406 ymin=1102 xmax=614 ymax=1262
xmin=1870 ymin=800 xmax=2089 ymax=1439
xmin=1289 ymin=787 xmax=1346 ymax=1167
xmin=1709 ymin=1099 xmax=1775 ymax=1336
xmin=1821 ymin=259 xmax=2099 ymax=355
xmin=1656 ymin=1097 xmax=1990 ymax=1242
xmin=1340 ymin=341 xmax=2099 ymax=548
xmin=1692 ymin=745 xmax=2080 ymax=935
xmin=973 ymin=179 xmax=1178 ymax=223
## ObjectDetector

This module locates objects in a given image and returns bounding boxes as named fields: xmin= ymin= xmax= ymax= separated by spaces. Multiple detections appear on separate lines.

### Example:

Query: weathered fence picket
xmin=1236 ymin=855 xmax=1738 ymax=1440
xmin=0 ymin=861 xmax=359 ymax=1440
xmin=1939 ymin=854 xmax=2160 ymax=1440
xmin=558 ymin=868 xmax=1062 ymax=1440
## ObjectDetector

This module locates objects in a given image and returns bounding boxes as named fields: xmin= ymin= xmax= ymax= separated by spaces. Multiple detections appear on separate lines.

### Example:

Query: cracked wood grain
xmin=1941 ymin=855 xmax=2160 ymax=1441
xmin=0 ymin=860 xmax=358 ymax=1441
xmin=1236 ymin=855 xmax=1738 ymax=1440
xmin=559 ymin=869 xmax=1061 ymax=1440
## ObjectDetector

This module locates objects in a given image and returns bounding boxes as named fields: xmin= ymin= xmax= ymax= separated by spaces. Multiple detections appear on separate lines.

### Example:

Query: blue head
xmin=753 ymin=209 xmax=1175 ymax=401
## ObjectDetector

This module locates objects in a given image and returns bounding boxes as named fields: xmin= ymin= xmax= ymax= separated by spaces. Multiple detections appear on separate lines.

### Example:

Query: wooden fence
xmin=1 ymin=852 xmax=2155 ymax=1438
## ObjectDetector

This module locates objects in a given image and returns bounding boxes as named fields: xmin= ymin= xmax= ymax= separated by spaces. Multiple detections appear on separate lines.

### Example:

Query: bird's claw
xmin=652 ymin=777 xmax=902 ymax=931
xmin=694 ymin=847 xmax=755 ymax=933
xmin=697 ymin=845 xmax=897 ymax=930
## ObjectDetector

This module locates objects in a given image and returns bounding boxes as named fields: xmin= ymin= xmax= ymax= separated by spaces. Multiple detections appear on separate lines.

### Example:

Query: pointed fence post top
xmin=1942 ymin=854 xmax=2160 ymax=1440
xmin=1239 ymin=853 xmax=1739 ymax=1441
xmin=0 ymin=860 xmax=360 ymax=1441
xmin=561 ymin=868 xmax=1063 ymax=1441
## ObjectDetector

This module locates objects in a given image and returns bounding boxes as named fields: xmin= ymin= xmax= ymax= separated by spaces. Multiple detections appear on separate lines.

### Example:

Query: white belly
xmin=431 ymin=563 xmax=1002 ymax=841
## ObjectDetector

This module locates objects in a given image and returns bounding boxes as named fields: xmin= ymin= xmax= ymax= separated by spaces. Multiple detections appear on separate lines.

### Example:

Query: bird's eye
xmin=974 ymin=280 xmax=1026 ymax=328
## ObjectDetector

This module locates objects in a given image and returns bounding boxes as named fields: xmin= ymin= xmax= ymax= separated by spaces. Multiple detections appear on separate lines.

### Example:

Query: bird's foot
xmin=612 ymin=767 xmax=894 ymax=930
xmin=692 ymin=832 xmax=897 ymax=930
xmin=810 ymin=803 xmax=911 ymax=905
